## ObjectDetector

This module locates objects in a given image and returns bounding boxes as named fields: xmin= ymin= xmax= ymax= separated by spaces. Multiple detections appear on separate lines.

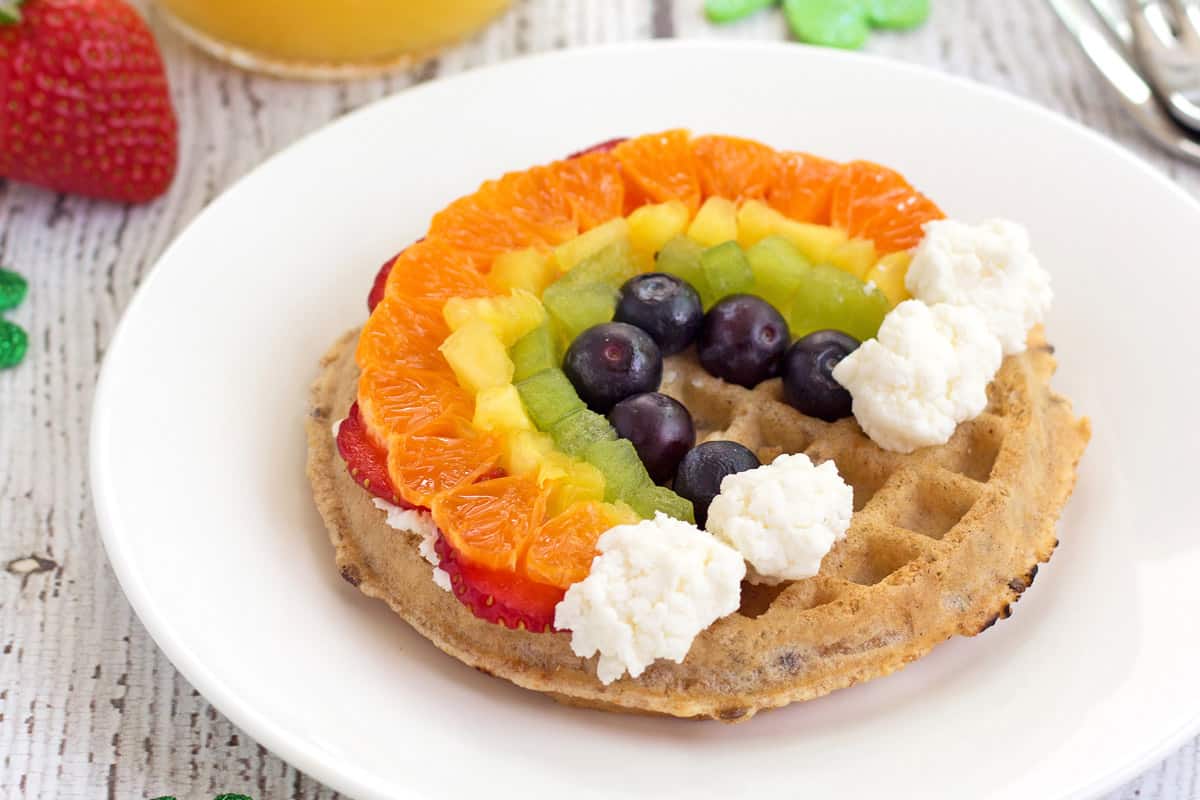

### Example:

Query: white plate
xmin=92 ymin=42 xmax=1200 ymax=800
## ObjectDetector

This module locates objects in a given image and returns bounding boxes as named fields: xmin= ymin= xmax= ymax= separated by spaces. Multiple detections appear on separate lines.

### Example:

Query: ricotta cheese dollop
xmin=554 ymin=513 xmax=745 ymax=685
xmin=372 ymin=498 xmax=452 ymax=592
xmin=905 ymin=218 xmax=1053 ymax=355
xmin=706 ymin=453 xmax=853 ymax=583
xmin=832 ymin=299 xmax=1002 ymax=454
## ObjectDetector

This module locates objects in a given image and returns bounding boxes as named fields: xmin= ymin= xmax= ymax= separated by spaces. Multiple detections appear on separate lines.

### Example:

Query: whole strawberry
xmin=0 ymin=0 xmax=178 ymax=203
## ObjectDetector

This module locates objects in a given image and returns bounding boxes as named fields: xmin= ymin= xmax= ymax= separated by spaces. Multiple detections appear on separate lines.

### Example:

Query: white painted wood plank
xmin=0 ymin=1 xmax=1195 ymax=797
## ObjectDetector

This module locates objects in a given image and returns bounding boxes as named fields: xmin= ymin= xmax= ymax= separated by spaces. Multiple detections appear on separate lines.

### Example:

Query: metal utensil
xmin=1047 ymin=0 xmax=1200 ymax=164
xmin=1126 ymin=0 xmax=1200 ymax=133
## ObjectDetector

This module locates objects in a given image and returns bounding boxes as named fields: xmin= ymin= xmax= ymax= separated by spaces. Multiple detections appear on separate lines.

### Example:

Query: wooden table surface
xmin=2 ymin=0 xmax=1198 ymax=797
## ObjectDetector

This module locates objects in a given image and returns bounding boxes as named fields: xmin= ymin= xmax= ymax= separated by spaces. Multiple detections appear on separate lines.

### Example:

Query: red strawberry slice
xmin=336 ymin=402 xmax=419 ymax=509
xmin=367 ymin=257 xmax=394 ymax=313
xmin=436 ymin=534 xmax=563 ymax=633
xmin=567 ymin=137 xmax=628 ymax=160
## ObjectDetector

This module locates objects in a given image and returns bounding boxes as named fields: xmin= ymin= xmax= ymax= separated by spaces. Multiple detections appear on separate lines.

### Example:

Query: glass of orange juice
xmin=156 ymin=0 xmax=512 ymax=79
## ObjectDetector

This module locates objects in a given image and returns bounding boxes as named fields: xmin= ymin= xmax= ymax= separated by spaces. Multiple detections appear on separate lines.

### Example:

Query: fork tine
xmin=1165 ymin=0 xmax=1200 ymax=49
xmin=1088 ymin=0 xmax=1134 ymax=46
xmin=1128 ymin=0 xmax=1180 ymax=49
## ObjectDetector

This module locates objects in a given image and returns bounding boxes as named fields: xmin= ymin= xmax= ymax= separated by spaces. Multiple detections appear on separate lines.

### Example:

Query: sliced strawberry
xmin=367 ymin=238 xmax=425 ymax=313
xmin=436 ymin=534 xmax=563 ymax=633
xmin=336 ymin=402 xmax=419 ymax=509
xmin=567 ymin=137 xmax=628 ymax=160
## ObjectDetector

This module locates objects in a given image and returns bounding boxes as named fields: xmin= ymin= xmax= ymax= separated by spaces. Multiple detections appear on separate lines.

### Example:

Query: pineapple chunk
xmin=605 ymin=501 xmax=641 ymax=526
xmin=472 ymin=385 xmax=534 ymax=433
xmin=628 ymin=201 xmax=690 ymax=257
xmin=546 ymin=460 xmax=606 ymax=517
xmin=828 ymin=239 xmax=878 ymax=280
xmin=554 ymin=218 xmax=630 ymax=272
xmin=737 ymin=200 xmax=848 ymax=263
xmin=865 ymin=251 xmax=914 ymax=306
xmin=439 ymin=319 xmax=513 ymax=394
xmin=488 ymin=248 xmax=558 ymax=296
xmin=502 ymin=430 xmax=558 ymax=478
xmin=687 ymin=197 xmax=738 ymax=247
xmin=442 ymin=289 xmax=546 ymax=346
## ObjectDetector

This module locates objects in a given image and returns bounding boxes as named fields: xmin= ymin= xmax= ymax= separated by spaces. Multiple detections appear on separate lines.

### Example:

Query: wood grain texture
xmin=0 ymin=0 xmax=1197 ymax=797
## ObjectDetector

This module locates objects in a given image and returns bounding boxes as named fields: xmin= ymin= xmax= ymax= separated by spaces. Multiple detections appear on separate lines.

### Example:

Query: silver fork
xmin=1047 ymin=0 xmax=1200 ymax=164
xmin=1126 ymin=0 xmax=1200 ymax=133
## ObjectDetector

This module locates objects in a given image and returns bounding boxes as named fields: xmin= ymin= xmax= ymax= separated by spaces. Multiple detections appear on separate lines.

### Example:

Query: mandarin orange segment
xmin=383 ymin=238 xmax=490 ymax=303
xmin=829 ymin=161 xmax=943 ymax=254
xmin=358 ymin=366 xmax=472 ymax=441
xmin=766 ymin=151 xmax=842 ymax=225
xmin=432 ymin=474 xmax=548 ymax=572
xmin=483 ymin=165 xmax=579 ymax=245
xmin=386 ymin=415 xmax=503 ymax=507
xmin=551 ymin=150 xmax=625 ymax=230
xmin=854 ymin=192 xmax=944 ymax=253
xmin=690 ymin=134 xmax=782 ymax=203
xmin=614 ymin=130 xmax=702 ymax=214
xmin=356 ymin=294 xmax=451 ymax=373
xmin=522 ymin=501 xmax=619 ymax=589
xmin=428 ymin=192 xmax=548 ymax=265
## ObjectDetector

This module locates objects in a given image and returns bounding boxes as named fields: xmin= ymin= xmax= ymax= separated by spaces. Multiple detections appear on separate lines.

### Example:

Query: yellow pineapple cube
xmin=502 ymin=431 xmax=557 ymax=478
xmin=828 ymin=239 xmax=878 ymax=280
xmin=865 ymin=251 xmax=914 ymax=307
xmin=537 ymin=450 xmax=575 ymax=487
xmin=628 ymin=201 xmax=690 ymax=257
xmin=546 ymin=460 xmax=606 ymax=517
xmin=442 ymin=289 xmax=546 ymax=346
xmin=737 ymin=200 xmax=849 ymax=263
xmin=488 ymin=248 xmax=558 ymax=296
xmin=473 ymin=385 xmax=535 ymax=433
xmin=554 ymin=218 xmax=630 ymax=272
xmin=687 ymin=197 xmax=738 ymax=247
xmin=603 ymin=501 xmax=641 ymax=527
xmin=438 ymin=319 xmax=513 ymax=394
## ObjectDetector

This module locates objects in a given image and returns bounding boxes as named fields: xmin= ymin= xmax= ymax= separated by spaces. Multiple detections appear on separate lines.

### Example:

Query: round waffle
xmin=307 ymin=322 xmax=1090 ymax=722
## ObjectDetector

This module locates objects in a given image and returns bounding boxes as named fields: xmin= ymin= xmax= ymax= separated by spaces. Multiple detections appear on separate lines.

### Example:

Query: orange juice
xmin=157 ymin=0 xmax=512 ymax=77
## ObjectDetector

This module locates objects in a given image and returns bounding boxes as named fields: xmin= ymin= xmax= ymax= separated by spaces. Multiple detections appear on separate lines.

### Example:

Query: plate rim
xmin=89 ymin=39 xmax=1200 ymax=800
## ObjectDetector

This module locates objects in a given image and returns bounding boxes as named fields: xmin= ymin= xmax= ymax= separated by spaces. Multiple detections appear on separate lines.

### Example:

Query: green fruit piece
xmin=865 ymin=0 xmax=929 ymax=29
xmin=788 ymin=263 xmax=891 ymax=342
xmin=542 ymin=280 xmax=619 ymax=344
xmin=783 ymin=0 xmax=870 ymax=49
xmin=561 ymin=239 xmax=639 ymax=289
xmin=515 ymin=368 xmax=585 ymax=430
xmin=705 ymin=0 xmax=777 ymax=23
xmin=628 ymin=485 xmax=696 ymax=524
xmin=746 ymin=236 xmax=812 ymax=308
xmin=0 ymin=268 xmax=28 ymax=312
xmin=0 ymin=320 xmax=28 ymax=369
xmin=549 ymin=408 xmax=618 ymax=458
xmin=510 ymin=324 xmax=559 ymax=383
xmin=583 ymin=438 xmax=655 ymax=504
xmin=656 ymin=236 xmax=714 ymax=308
xmin=700 ymin=241 xmax=755 ymax=303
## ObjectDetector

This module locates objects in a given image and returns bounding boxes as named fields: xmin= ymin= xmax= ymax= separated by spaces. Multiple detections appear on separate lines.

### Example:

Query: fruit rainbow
xmin=338 ymin=130 xmax=944 ymax=634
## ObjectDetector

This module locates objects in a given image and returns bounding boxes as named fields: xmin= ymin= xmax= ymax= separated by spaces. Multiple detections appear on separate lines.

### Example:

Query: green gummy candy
xmin=0 ymin=320 xmax=28 ymax=370
xmin=0 ymin=268 xmax=28 ymax=313
xmin=700 ymin=241 xmax=755 ymax=303
xmin=705 ymin=0 xmax=778 ymax=23
xmin=865 ymin=0 xmax=929 ymax=29
xmin=515 ymin=368 xmax=585 ymax=430
xmin=550 ymin=408 xmax=617 ymax=458
xmin=783 ymin=0 xmax=870 ymax=49
xmin=629 ymin=485 xmax=696 ymax=524
xmin=510 ymin=325 xmax=559 ymax=383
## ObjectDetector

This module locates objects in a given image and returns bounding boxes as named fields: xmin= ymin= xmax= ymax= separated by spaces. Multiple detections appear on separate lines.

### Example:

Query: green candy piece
xmin=783 ymin=0 xmax=870 ymax=49
xmin=705 ymin=0 xmax=777 ymax=23
xmin=0 ymin=268 xmax=28 ymax=312
xmin=865 ymin=0 xmax=929 ymax=29
xmin=0 ymin=320 xmax=28 ymax=369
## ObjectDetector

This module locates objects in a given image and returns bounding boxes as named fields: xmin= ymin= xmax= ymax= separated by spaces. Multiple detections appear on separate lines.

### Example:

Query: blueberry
xmin=614 ymin=273 xmax=703 ymax=356
xmin=674 ymin=440 xmax=761 ymax=528
xmin=563 ymin=322 xmax=663 ymax=413
xmin=608 ymin=392 xmax=696 ymax=484
xmin=781 ymin=330 xmax=860 ymax=422
xmin=697 ymin=294 xmax=790 ymax=388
